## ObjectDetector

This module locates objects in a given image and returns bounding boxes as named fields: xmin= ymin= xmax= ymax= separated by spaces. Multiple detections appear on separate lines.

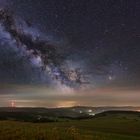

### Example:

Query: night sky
xmin=0 ymin=0 xmax=140 ymax=107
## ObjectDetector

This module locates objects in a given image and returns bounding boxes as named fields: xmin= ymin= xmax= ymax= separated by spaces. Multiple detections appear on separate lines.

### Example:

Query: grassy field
xmin=0 ymin=112 xmax=140 ymax=140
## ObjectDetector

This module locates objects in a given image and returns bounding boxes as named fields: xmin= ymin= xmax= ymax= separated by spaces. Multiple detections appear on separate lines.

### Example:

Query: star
xmin=108 ymin=75 xmax=113 ymax=81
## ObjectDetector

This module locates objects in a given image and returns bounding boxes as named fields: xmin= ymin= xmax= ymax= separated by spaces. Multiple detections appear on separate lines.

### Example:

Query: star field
xmin=0 ymin=0 xmax=140 ymax=107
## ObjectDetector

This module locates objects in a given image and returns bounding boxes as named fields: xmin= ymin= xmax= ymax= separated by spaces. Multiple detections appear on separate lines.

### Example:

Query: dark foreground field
xmin=0 ymin=111 xmax=140 ymax=140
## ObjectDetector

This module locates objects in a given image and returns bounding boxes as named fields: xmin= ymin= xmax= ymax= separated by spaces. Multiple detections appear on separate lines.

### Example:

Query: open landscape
xmin=0 ymin=0 xmax=140 ymax=140
xmin=0 ymin=108 xmax=140 ymax=140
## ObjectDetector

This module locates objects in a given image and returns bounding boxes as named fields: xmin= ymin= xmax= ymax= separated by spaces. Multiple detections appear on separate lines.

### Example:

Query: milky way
xmin=0 ymin=0 xmax=140 ymax=107
xmin=0 ymin=8 xmax=88 ymax=88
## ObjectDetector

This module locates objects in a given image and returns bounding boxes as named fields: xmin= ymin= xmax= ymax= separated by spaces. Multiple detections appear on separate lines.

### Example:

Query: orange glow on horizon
xmin=11 ymin=100 xmax=16 ymax=107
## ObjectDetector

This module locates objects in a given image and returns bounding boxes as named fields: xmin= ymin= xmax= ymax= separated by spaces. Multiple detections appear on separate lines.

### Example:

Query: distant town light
xmin=11 ymin=100 xmax=15 ymax=107
xmin=88 ymin=109 xmax=92 ymax=113
xmin=89 ymin=113 xmax=95 ymax=116
xmin=79 ymin=110 xmax=83 ymax=113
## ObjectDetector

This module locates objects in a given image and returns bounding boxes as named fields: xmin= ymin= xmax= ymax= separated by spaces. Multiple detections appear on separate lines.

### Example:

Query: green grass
xmin=0 ymin=112 xmax=140 ymax=140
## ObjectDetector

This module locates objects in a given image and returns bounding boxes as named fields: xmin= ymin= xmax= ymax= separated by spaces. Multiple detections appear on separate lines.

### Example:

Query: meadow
xmin=0 ymin=111 xmax=140 ymax=140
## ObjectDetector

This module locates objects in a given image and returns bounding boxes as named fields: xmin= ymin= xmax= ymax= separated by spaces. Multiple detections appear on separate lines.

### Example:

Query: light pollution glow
xmin=0 ymin=84 xmax=140 ymax=107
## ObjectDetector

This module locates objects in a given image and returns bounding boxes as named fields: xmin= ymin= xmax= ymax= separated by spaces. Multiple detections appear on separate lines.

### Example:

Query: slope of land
xmin=0 ymin=111 xmax=140 ymax=140
xmin=0 ymin=106 xmax=139 ymax=122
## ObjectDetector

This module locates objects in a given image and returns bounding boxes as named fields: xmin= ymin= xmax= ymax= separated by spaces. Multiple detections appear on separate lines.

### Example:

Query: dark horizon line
xmin=1 ymin=105 xmax=140 ymax=109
